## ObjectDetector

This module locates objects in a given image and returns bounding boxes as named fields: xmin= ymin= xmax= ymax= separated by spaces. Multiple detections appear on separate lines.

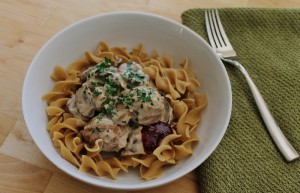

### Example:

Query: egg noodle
xmin=42 ymin=42 xmax=207 ymax=180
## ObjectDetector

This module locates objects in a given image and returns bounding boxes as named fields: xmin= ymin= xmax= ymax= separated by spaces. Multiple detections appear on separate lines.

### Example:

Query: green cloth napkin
xmin=182 ymin=8 xmax=300 ymax=192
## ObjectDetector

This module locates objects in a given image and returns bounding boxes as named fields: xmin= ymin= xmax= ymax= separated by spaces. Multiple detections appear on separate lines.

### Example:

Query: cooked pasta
xmin=43 ymin=42 xmax=207 ymax=180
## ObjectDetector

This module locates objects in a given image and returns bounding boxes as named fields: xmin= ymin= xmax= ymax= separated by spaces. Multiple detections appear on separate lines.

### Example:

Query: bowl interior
xmin=22 ymin=12 xmax=231 ymax=190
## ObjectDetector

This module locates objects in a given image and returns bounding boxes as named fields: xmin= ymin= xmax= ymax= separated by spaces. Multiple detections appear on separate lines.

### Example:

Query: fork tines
xmin=205 ymin=9 xmax=236 ymax=57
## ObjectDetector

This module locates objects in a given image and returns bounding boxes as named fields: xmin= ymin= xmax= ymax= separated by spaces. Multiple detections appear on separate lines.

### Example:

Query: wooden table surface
xmin=1 ymin=1 xmax=300 ymax=193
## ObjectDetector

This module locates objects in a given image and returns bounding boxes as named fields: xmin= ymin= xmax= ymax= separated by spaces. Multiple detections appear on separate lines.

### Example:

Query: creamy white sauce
xmin=67 ymin=58 xmax=173 ymax=155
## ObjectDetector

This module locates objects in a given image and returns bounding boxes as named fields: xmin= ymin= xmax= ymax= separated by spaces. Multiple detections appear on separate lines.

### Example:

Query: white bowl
xmin=22 ymin=11 xmax=231 ymax=190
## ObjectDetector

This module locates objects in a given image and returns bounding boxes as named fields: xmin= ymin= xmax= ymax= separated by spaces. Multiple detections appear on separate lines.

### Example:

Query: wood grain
xmin=0 ymin=153 xmax=52 ymax=193
xmin=1 ymin=0 xmax=299 ymax=192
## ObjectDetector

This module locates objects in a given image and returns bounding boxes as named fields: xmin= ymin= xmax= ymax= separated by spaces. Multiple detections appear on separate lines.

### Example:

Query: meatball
xmin=67 ymin=85 xmax=95 ymax=121
xmin=160 ymin=98 xmax=174 ymax=124
xmin=81 ymin=116 xmax=129 ymax=152
xmin=121 ymin=126 xmax=145 ymax=156
xmin=124 ymin=86 xmax=167 ymax=125
xmin=111 ymin=107 xmax=132 ymax=125
xmin=118 ymin=62 xmax=149 ymax=88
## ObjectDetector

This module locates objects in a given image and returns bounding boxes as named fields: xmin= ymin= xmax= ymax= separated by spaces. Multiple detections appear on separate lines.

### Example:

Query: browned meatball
xmin=81 ymin=116 xmax=129 ymax=152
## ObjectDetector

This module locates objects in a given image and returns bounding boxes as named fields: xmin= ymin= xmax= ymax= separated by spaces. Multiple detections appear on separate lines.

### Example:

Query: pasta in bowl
xmin=22 ymin=12 xmax=231 ymax=190
xmin=43 ymin=42 xmax=207 ymax=180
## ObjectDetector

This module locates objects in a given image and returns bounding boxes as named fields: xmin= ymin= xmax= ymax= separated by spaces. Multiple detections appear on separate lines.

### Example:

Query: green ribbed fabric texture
xmin=182 ymin=8 xmax=300 ymax=192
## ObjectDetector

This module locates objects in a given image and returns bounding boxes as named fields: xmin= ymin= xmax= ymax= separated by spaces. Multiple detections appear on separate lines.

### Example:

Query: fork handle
xmin=221 ymin=57 xmax=299 ymax=162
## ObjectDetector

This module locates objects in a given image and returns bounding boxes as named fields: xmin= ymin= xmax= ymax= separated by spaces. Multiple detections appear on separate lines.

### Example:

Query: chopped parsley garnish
xmin=115 ymin=88 xmax=154 ymax=110
xmin=91 ymin=127 xmax=102 ymax=134
xmin=123 ymin=96 xmax=135 ymax=107
xmin=107 ymin=104 xmax=114 ymax=111
xmin=98 ymin=97 xmax=117 ymax=117
xmin=136 ymin=88 xmax=152 ymax=103
xmin=89 ymin=74 xmax=121 ymax=98
xmin=95 ymin=127 xmax=102 ymax=133
xmin=91 ymin=81 xmax=104 ymax=87
xmin=96 ymin=113 xmax=105 ymax=120
xmin=93 ymin=90 xmax=102 ymax=96
xmin=122 ymin=63 xmax=146 ymax=87
xmin=79 ymin=59 xmax=157 ymax=120
xmin=99 ymin=104 xmax=115 ymax=117
xmin=105 ymin=83 xmax=118 ymax=96
xmin=101 ymin=97 xmax=115 ymax=106
xmin=94 ymin=57 xmax=112 ymax=74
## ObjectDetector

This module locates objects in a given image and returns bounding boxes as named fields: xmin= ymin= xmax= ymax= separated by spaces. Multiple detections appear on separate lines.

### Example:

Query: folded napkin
xmin=182 ymin=8 xmax=300 ymax=192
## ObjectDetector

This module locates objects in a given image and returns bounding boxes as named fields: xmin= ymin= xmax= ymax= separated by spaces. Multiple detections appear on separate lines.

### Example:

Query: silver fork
xmin=205 ymin=9 xmax=299 ymax=162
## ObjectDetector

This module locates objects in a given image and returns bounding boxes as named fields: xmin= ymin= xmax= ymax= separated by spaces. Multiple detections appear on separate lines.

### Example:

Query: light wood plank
xmin=129 ymin=172 xmax=199 ymax=193
xmin=0 ymin=153 xmax=52 ymax=193
xmin=44 ymin=172 xmax=126 ymax=193
xmin=248 ymin=0 xmax=300 ymax=7
xmin=0 ymin=113 xmax=17 ymax=146
xmin=0 ymin=119 xmax=60 ymax=173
